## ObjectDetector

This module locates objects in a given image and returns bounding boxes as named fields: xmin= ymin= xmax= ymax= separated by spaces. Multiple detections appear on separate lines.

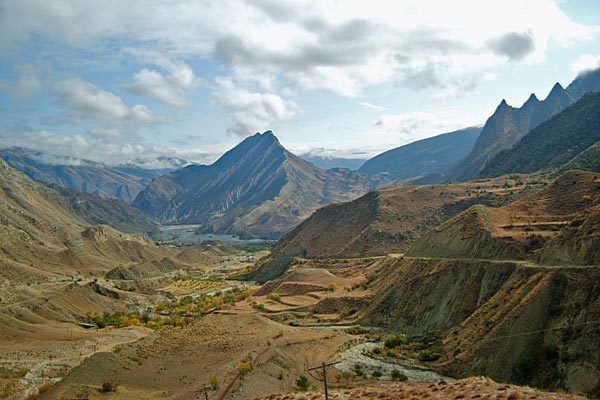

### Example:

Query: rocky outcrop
xmin=361 ymin=256 xmax=600 ymax=396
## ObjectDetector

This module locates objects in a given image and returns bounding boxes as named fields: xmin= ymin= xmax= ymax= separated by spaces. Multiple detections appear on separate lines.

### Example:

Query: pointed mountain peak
xmin=549 ymin=82 xmax=565 ymax=96
xmin=524 ymin=93 xmax=539 ymax=104
xmin=243 ymin=130 xmax=281 ymax=146
xmin=495 ymin=99 xmax=511 ymax=112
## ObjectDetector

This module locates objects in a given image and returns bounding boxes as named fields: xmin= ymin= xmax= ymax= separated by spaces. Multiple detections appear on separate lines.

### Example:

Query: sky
xmin=0 ymin=0 xmax=599 ymax=167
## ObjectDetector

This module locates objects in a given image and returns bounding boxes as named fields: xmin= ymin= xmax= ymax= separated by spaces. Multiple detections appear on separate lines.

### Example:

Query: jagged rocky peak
xmin=523 ymin=93 xmax=540 ymax=107
xmin=546 ymin=82 xmax=566 ymax=99
xmin=496 ymin=98 xmax=511 ymax=111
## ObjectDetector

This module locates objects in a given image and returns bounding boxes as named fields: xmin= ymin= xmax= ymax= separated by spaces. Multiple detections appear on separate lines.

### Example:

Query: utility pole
xmin=196 ymin=384 xmax=209 ymax=400
xmin=308 ymin=361 xmax=339 ymax=400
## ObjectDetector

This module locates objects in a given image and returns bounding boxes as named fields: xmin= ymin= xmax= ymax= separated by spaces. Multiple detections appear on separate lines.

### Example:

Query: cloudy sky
xmin=0 ymin=0 xmax=599 ymax=166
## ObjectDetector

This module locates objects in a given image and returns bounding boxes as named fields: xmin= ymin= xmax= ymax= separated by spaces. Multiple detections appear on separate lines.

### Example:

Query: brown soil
xmin=252 ymin=376 xmax=587 ymax=399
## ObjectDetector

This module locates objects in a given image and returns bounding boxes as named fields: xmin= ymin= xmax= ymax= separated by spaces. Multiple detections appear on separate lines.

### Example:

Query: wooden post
xmin=308 ymin=361 xmax=339 ymax=400
xmin=203 ymin=384 xmax=209 ymax=400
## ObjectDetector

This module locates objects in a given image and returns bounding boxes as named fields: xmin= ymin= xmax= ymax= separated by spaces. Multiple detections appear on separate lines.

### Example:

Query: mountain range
xmin=480 ymin=91 xmax=600 ymax=177
xmin=133 ymin=131 xmax=395 ymax=239
xmin=0 ymin=147 xmax=185 ymax=203
xmin=445 ymin=68 xmax=600 ymax=181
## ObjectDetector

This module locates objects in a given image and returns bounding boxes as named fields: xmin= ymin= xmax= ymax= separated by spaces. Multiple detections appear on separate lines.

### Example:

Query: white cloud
xmin=0 ymin=129 xmax=222 ymax=167
xmin=360 ymin=102 xmax=386 ymax=112
xmin=0 ymin=0 xmax=595 ymax=100
xmin=212 ymin=77 xmax=302 ymax=136
xmin=571 ymin=54 xmax=600 ymax=75
xmin=55 ymin=78 xmax=165 ymax=124
xmin=123 ymin=57 xmax=200 ymax=107
xmin=373 ymin=110 xmax=483 ymax=143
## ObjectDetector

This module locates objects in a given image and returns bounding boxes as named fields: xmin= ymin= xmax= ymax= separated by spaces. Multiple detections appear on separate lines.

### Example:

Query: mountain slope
xmin=0 ymin=148 xmax=174 ymax=203
xmin=247 ymin=174 xmax=544 ymax=282
xmin=406 ymin=170 xmax=600 ymax=265
xmin=0 ymin=158 xmax=192 ymax=282
xmin=42 ymin=184 xmax=158 ymax=234
xmin=359 ymin=127 xmax=481 ymax=179
xmin=134 ymin=131 xmax=394 ymax=239
xmin=481 ymin=92 xmax=600 ymax=177
xmin=300 ymin=154 xmax=365 ymax=170
xmin=447 ymin=68 xmax=600 ymax=181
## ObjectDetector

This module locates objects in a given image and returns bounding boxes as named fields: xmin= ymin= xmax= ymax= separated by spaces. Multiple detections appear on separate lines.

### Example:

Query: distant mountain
xmin=359 ymin=127 xmax=481 ymax=179
xmin=481 ymin=92 xmax=600 ymax=177
xmin=133 ymin=131 xmax=394 ymax=239
xmin=447 ymin=68 xmax=600 ymax=181
xmin=0 ymin=158 xmax=169 ymax=280
xmin=300 ymin=154 xmax=366 ymax=170
xmin=42 ymin=184 xmax=158 ymax=234
xmin=0 ymin=148 xmax=184 ymax=203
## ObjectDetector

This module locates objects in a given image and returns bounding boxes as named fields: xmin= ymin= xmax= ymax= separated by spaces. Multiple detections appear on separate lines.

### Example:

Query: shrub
xmin=372 ymin=370 xmax=383 ymax=378
xmin=99 ymin=380 xmax=117 ymax=393
xmin=327 ymin=283 xmax=337 ymax=292
xmin=353 ymin=364 xmax=364 ymax=377
xmin=384 ymin=333 xmax=409 ymax=348
xmin=209 ymin=375 xmax=219 ymax=390
xmin=269 ymin=293 xmax=281 ymax=302
xmin=295 ymin=375 xmax=310 ymax=391
xmin=513 ymin=355 xmax=537 ymax=382
xmin=418 ymin=350 xmax=441 ymax=362
xmin=237 ymin=362 xmax=253 ymax=375
xmin=391 ymin=369 xmax=406 ymax=381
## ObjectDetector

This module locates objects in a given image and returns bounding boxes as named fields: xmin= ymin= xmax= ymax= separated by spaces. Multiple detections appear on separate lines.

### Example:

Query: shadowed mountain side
xmin=358 ymin=256 xmax=600 ymax=396
xmin=0 ymin=147 xmax=176 ymax=203
xmin=133 ymin=131 xmax=395 ymax=239
xmin=42 ymin=184 xmax=157 ymax=235
xmin=447 ymin=68 xmax=600 ymax=182
xmin=481 ymin=92 xmax=600 ymax=177
xmin=359 ymin=127 xmax=481 ymax=180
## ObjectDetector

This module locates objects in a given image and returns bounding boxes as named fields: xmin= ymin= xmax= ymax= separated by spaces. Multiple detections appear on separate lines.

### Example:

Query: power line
xmin=487 ymin=320 xmax=600 ymax=342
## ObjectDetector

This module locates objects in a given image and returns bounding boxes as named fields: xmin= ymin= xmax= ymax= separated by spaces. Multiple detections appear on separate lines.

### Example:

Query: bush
xmin=372 ymin=370 xmax=383 ymax=378
xmin=418 ymin=350 xmax=441 ymax=362
xmin=513 ymin=355 xmax=537 ymax=382
xmin=327 ymin=283 xmax=337 ymax=292
xmin=99 ymin=380 xmax=117 ymax=393
xmin=353 ymin=364 xmax=364 ymax=377
xmin=295 ymin=375 xmax=310 ymax=391
xmin=237 ymin=362 xmax=253 ymax=375
xmin=391 ymin=369 xmax=407 ymax=381
xmin=384 ymin=333 xmax=409 ymax=348
xmin=209 ymin=374 xmax=219 ymax=390
xmin=269 ymin=293 xmax=281 ymax=302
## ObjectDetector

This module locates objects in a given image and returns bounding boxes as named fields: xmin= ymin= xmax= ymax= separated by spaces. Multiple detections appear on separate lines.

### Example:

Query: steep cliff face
xmin=134 ymin=131 xmax=393 ymax=239
xmin=481 ymin=92 xmax=600 ymax=177
xmin=447 ymin=68 xmax=600 ymax=182
xmin=360 ymin=257 xmax=600 ymax=396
